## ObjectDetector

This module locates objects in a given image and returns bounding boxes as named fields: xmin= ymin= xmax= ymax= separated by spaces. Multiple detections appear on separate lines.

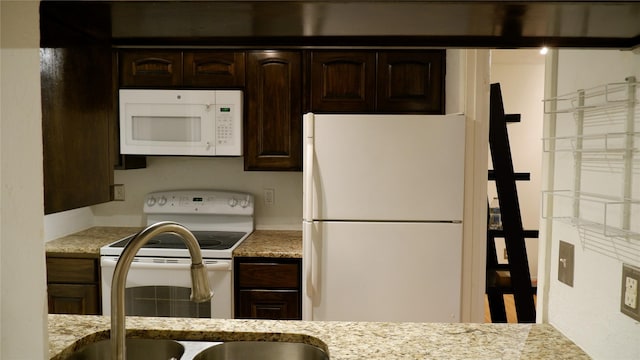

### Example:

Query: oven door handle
xmin=101 ymin=258 xmax=231 ymax=271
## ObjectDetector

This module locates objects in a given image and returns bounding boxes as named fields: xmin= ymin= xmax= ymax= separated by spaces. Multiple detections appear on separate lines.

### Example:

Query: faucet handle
xmin=190 ymin=263 xmax=214 ymax=302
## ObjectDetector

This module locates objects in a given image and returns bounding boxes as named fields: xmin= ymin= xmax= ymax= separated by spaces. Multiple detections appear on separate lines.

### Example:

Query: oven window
xmin=125 ymin=286 xmax=211 ymax=318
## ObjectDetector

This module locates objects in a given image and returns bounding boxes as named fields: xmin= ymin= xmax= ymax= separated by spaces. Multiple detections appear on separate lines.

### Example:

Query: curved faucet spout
xmin=110 ymin=221 xmax=213 ymax=360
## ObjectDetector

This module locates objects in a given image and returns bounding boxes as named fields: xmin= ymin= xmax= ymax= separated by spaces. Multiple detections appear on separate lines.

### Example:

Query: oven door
xmin=101 ymin=256 xmax=232 ymax=319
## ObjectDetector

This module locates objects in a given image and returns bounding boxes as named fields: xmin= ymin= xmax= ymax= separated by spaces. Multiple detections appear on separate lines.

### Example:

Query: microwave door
xmin=121 ymin=103 xmax=215 ymax=155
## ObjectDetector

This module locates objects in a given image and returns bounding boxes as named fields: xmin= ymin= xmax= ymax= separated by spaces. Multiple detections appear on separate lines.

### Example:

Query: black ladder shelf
xmin=486 ymin=83 xmax=538 ymax=323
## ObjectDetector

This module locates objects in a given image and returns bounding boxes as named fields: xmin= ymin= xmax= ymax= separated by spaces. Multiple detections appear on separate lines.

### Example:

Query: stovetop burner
xmin=110 ymin=230 xmax=247 ymax=250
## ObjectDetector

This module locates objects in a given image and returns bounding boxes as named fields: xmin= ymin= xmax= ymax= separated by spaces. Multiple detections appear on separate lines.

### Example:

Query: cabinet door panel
xmin=237 ymin=290 xmax=300 ymax=320
xmin=245 ymin=51 xmax=302 ymax=171
xmin=183 ymin=51 xmax=245 ymax=87
xmin=48 ymin=284 xmax=100 ymax=315
xmin=119 ymin=50 xmax=182 ymax=87
xmin=377 ymin=51 xmax=445 ymax=113
xmin=41 ymin=46 xmax=114 ymax=214
xmin=310 ymin=51 xmax=376 ymax=112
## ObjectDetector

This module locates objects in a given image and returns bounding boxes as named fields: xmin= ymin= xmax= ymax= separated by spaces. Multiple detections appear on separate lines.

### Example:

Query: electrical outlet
xmin=620 ymin=263 xmax=640 ymax=321
xmin=113 ymin=184 xmax=125 ymax=201
xmin=624 ymin=277 xmax=638 ymax=308
xmin=263 ymin=188 xmax=275 ymax=206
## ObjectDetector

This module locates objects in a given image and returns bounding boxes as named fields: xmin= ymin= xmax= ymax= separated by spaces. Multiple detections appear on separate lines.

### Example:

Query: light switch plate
xmin=558 ymin=241 xmax=574 ymax=287
xmin=620 ymin=263 xmax=640 ymax=321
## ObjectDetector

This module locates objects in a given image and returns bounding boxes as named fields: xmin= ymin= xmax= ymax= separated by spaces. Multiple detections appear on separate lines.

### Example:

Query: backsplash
xmin=45 ymin=156 xmax=303 ymax=241
xmin=97 ymin=156 xmax=303 ymax=229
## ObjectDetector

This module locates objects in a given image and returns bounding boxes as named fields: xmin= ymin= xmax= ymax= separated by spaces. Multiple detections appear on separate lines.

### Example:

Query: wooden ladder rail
xmin=487 ymin=83 xmax=536 ymax=323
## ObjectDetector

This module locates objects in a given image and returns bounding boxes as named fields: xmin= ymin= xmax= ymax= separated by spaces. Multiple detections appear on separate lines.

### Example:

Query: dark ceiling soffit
xmin=40 ymin=1 xmax=640 ymax=49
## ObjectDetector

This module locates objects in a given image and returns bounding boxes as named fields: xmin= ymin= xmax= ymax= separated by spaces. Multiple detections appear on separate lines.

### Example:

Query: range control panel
xmin=143 ymin=190 xmax=254 ymax=216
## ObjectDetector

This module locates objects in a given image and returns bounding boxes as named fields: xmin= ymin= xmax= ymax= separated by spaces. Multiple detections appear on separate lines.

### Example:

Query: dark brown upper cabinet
xmin=119 ymin=50 xmax=245 ymax=88
xmin=183 ymin=51 xmax=245 ymax=87
xmin=41 ymin=45 xmax=115 ymax=214
xmin=377 ymin=51 xmax=445 ymax=113
xmin=308 ymin=50 xmax=445 ymax=114
xmin=309 ymin=51 xmax=376 ymax=113
xmin=245 ymin=51 xmax=302 ymax=171
xmin=119 ymin=50 xmax=183 ymax=87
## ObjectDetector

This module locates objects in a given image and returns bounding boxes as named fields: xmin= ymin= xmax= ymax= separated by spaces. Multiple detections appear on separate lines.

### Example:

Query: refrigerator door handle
xmin=303 ymin=113 xmax=314 ymax=221
xmin=303 ymin=220 xmax=315 ymax=320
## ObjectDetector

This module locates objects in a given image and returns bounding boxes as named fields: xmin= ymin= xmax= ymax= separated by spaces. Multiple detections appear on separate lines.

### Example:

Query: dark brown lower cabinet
xmin=46 ymin=257 xmax=101 ymax=315
xmin=235 ymin=258 xmax=301 ymax=320
xmin=47 ymin=284 xmax=99 ymax=315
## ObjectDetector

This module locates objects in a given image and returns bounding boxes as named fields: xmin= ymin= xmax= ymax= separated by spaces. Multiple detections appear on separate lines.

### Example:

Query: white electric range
xmin=100 ymin=189 xmax=254 ymax=319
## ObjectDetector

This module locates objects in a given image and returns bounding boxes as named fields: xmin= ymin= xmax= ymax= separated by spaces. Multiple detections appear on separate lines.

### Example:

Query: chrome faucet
xmin=110 ymin=221 xmax=213 ymax=360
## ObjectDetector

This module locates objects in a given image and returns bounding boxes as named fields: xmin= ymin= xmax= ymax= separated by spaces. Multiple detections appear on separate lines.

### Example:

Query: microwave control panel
xmin=212 ymin=90 xmax=243 ymax=156
xmin=214 ymin=105 xmax=236 ymax=146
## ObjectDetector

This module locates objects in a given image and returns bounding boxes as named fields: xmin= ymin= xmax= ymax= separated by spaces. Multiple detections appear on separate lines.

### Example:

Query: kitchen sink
xmin=65 ymin=339 xmax=328 ymax=360
xmin=65 ymin=338 xmax=185 ymax=360
xmin=192 ymin=341 xmax=329 ymax=360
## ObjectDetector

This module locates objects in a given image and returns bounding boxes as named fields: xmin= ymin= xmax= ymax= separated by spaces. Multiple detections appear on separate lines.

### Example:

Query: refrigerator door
xmin=306 ymin=113 xmax=465 ymax=222
xmin=304 ymin=221 xmax=462 ymax=322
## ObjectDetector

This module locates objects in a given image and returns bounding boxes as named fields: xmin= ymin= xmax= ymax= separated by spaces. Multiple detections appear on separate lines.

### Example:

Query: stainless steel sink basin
xmin=66 ymin=338 xmax=185 ymax=360
xmin=65 ymin=338 xmax=328 ymax=360
xmin=192 ymin=341 xmax=328 ymax=360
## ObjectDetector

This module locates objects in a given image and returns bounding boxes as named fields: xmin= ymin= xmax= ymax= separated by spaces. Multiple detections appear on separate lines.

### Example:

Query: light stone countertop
xmin=48 ymin=314 xmax=590 ymax=360
xmin=45 ymin=227 xmax=302 ymax=259
xmin=45 ymin=227 xmax=141 ymax=258
xmin=233 ymin=230 xmax=302 ymax=258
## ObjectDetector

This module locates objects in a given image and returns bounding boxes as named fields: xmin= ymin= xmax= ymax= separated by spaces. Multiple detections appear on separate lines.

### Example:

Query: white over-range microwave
xmin=119 ymin=89 xmax=243 ymax=156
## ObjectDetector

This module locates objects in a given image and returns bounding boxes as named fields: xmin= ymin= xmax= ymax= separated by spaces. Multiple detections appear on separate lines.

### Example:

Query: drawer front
xmin=46 ymin=258 xmax=98 ymax=283
xmin=238 ymin=262 xmax=299 ymax=288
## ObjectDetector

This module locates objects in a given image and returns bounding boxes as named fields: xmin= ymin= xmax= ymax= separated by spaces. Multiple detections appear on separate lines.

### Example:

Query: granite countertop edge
xmin=45 ymin=227 xmax=302 ymax=259
xmin=48 ymin=314 xmax=590 ymax=360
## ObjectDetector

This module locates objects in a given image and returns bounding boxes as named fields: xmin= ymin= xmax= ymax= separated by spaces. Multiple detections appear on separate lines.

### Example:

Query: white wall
xmin=489 ymin=50 xmax=545 ymax=281
xmin=91 ymin=157 xmax=304 ymax=230
xmin=0 ymin=1 xmax=48 ymax=358
xmin=545 ymin=49 xmax=640 ymax=359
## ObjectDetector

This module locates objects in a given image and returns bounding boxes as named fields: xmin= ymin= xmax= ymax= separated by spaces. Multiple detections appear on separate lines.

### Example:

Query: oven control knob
xmin=146 ymin=197 xmax=157 ymax=207
xmin=228 ymin=198 xmax=238 ymax=207
xmin=240 ymin=198 xmax=250 ymax=208
xmin=157 ymin=196 xmax=167 ymax=206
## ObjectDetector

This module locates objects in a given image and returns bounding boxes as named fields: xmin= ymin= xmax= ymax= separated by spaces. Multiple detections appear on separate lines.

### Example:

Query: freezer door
xmin=308 ymin=114 xmax=465 ymax=221
xmin=304 ymin=221 xmax=462 ymax=322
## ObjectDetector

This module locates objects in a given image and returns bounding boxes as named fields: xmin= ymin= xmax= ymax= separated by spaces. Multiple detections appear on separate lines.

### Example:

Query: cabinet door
xmin=119 ymin=50 xmax=182 ymax=87
xmin=237 ymin=290 xmax=300 ymax=320
xmin=46 ymin=257 xmax=101 ymax=315
xmin=183 ymin=51 xmax=245 ymax=87
xmin=245 ymin=51 xmax=302 ymax=171
xmin=41 ymin=45 xmax=114 ymax=214
xmin=309 ymin=51 xmax=376 ymax=113
xmin=48 ymin=284 xmax=100 ymax=315
xmin=376 ymin=51 xmax=445 ymax=113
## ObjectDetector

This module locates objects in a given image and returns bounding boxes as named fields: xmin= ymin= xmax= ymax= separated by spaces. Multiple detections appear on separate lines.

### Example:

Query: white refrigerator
xmin=302 ymin=113 xmax=465 ymax=322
